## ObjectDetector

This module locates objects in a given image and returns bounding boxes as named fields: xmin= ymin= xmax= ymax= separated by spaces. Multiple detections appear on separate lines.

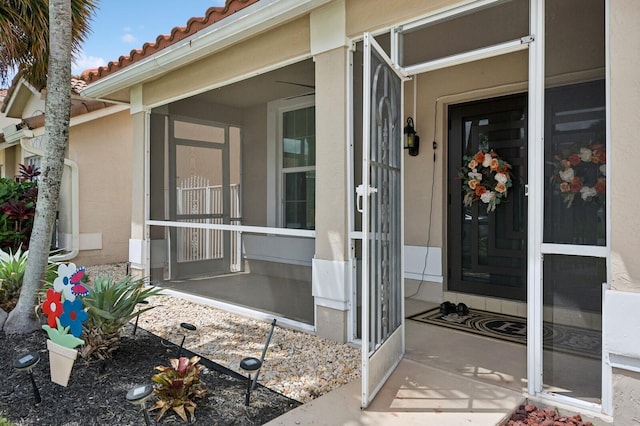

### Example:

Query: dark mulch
xmin=0 ymin=324 xmax=301 ymax=425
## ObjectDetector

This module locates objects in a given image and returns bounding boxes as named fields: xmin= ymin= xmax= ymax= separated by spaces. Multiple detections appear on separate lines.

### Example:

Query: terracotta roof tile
xmin=82 ymin=0 xmax=260 ymax=83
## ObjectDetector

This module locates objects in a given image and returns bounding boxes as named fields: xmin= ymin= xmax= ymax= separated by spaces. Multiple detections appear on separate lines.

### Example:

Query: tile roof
xmin=82 ymin=0 xmax=260 ymax=83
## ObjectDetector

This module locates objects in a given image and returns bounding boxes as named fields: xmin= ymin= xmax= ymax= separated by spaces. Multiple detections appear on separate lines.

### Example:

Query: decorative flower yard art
xmin=459 ymin=148 xmax=513 ymax=212
xmin=41 ymin=263 xmax=90 ymax=386
xmin=550 ymin=143 xmax=606 ymax=208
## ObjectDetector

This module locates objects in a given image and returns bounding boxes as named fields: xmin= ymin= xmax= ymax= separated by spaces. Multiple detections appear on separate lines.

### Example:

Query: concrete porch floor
xmin=267 ymin=298 xmax=526 ymax=425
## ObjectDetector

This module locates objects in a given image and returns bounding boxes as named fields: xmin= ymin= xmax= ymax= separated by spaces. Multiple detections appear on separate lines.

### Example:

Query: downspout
xmin=20 ymin=137 xmax=79 ymax=261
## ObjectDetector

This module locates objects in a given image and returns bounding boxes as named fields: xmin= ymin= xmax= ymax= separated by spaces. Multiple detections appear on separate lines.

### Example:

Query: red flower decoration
xmin=42 ymin=288 xmax=63 ymax=328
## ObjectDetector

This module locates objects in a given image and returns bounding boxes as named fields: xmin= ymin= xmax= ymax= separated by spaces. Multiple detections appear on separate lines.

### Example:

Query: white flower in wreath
xmin=580 ymin=186 xmax=597 ymax=201
xmin=468 ymin=170 xmax=483 ymax=181
xmin=599 ymin=164 xmax=606 ymax=176
xmin=480 ymin=190 xmax=496 ymax=204
xmin=494 ymin=172 xmax=509 ymax=184
xmin=579 ymin=147 xmax=592 ymax=162
xmin=558 ymin=167 xmax=575 ymax=183
xmin=482 ymin=154 xmax=492 ymax=168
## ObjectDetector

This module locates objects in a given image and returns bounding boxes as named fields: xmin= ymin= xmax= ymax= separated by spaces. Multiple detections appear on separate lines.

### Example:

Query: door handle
xmin=356 ymin=184 xmax=378 ymax=213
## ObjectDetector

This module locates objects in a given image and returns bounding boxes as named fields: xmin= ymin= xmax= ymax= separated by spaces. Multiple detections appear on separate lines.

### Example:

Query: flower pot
xmin=46 ymin=339 xmax=78 ymax=387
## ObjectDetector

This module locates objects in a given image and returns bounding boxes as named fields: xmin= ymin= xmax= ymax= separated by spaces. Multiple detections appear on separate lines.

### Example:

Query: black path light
xmin=13 ymin=352 xmax=41 ymax=405
xmin=126 ymin=383 xmax=154 ymax=426
xmin=177 ymin=322 xmax=197 ymax=358
xmin=132 ymin=300 xmax=149 ymax=335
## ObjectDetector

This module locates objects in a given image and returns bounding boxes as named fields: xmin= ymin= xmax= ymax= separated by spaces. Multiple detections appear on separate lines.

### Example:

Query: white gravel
xmin=85 ymin=263 xmax=361 ymax=403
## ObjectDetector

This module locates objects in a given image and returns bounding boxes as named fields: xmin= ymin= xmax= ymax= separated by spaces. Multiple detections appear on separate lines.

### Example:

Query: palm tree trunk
xmin=4 ymin=0 xmax=72 ymax=334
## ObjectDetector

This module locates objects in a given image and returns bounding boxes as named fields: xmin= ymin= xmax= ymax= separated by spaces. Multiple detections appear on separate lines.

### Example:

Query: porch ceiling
xmin=185 ymin=59 xmax=315 ymax=109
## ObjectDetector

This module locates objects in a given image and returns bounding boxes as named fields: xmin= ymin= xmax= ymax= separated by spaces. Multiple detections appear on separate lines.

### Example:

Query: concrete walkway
xmin=267 ymin=357 xmax=524 ymax=425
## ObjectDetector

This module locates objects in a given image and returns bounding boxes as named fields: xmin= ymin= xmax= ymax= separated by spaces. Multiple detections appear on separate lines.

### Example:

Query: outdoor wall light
xmin=404 ymin=117 xmax=420 ymax=156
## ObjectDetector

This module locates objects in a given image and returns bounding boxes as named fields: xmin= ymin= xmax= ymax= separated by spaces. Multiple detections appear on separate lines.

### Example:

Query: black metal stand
xmin=13 ymin=352 xmax=41 ymax=405
xmin=177 ymin=322 xmax=196 ymax=358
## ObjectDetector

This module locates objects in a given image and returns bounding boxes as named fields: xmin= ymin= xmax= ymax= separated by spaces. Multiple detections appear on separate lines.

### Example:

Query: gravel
xmin=85 ymin=263 xmax=361 ymax=404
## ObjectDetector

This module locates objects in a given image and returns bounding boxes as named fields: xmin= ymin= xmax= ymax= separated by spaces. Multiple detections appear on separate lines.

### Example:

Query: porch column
xmin=606 ymin=0 xmax=640 ymax=421
xmin=128 ymin=86 xmax=147 ymax=275
xmin=311 ymin=0 xmax=351 ymax=342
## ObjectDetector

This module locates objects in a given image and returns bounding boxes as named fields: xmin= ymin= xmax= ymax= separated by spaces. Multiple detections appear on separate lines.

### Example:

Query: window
xmin=267 ymin=97 xmax=316 ymax=230
xmin=281 ymin=105 xmax=315 ymax=230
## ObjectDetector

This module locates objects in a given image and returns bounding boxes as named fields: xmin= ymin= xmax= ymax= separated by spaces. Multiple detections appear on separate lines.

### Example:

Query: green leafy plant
xmin=0 ymin=165 xmax=40 ymax=251
xmin=150 ymin=356 xmax=207 ymax=422
xmin=80 ymin=275 xmax=163 ymax=360
xmin=0 ymin=413 xmax=15 ymax=426
xmin=0 ymin=247 xmax=57 ymax=312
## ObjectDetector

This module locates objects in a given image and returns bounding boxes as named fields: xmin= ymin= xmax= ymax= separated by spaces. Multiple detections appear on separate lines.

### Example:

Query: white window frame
xmin=266 ymin=96 xmax=316 ymax=228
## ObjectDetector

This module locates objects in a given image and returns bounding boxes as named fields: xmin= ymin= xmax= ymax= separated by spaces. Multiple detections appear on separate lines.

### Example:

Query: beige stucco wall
xmin=610 ymin=0 xmax=640 ymax=292
xmin=315 ymin=46 xmax=349 ymax=261
xmin=242 ymin=104 xmax=268 ymax=227
xmin=609 ymin=0 xmax=640 ymax=421
xmin=346 ymin=0 xmax=459 ymax=37
xmin=68 ymin=110 xmax=133 ymax=265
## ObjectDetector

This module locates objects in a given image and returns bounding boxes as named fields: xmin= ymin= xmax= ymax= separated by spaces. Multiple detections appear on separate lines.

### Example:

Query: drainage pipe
xmin=20 ymin=137 xmax=79 ymax=261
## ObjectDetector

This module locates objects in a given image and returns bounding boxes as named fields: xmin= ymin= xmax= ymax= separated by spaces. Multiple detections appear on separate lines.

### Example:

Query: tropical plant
xmin=0 ymin=413 xmax=15 ymax=426
xmin=0 ymin=247 xmax=57 ymax=312
xmin=0 ymin=168 xmax=38 ymax=251
xmin=80 ymin=275 xmax=163 ymax=360
xmin=150 ymin=356 xmax=208 ymax=423
xmin=3 ymin=0 xmax=98 ymax=335
xmin=0 ymin=0 xmax=97 ymax=87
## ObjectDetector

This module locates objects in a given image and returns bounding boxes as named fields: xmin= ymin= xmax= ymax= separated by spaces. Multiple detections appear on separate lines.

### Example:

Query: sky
xmin=72 ymin=0 xmax=226 ymax=75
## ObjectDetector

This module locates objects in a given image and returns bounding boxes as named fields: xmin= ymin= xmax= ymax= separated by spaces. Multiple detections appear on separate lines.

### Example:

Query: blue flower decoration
xmin=58 ymin=299 xmax=88 ymax=338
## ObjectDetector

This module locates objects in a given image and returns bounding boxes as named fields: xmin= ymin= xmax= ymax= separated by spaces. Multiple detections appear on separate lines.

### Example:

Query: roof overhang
xmin=3 ymin=77 xmax=41 ymax=118
xmin=81 ymin=0 xmax=331 ymax=101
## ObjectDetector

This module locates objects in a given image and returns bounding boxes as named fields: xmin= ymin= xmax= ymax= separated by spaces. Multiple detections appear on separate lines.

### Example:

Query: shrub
xmin=150 ymin=356 xmax=207 ymax=422
xmin=0 ymin=247 xmax=57 ymax=312
xmin=80 ymin=275 xmax=163 ymax=360
xmin=0 ymin=165 xmax=40 ymax=251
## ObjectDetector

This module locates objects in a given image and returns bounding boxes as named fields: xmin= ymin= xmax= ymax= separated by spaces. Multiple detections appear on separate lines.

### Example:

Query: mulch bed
xmin=0 ymin=324 xmax=301 ymax=425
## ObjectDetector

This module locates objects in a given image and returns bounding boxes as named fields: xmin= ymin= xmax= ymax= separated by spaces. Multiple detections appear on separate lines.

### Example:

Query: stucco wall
xmin=609 ymin=0 xmax=640 ymax=420
xmin=68 ymin=109 xmax=133 ymax=265
xmin=242 ymin=104 xmax=268 ymax=227
xmin=610 ymin=0 xmax=640 ymax=291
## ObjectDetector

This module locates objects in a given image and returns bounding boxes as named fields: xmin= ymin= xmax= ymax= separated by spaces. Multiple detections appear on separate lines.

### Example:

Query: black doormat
xmin=408 ymin=308 xmax=601 ymax=360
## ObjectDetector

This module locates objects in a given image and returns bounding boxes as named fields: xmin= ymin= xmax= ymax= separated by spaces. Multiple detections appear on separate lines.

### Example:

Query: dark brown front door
xmin=447 ymin=94 xmax=527 ymax=301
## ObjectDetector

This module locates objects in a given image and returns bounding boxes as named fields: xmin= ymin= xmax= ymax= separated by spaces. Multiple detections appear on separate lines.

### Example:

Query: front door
xmin=448 ymin=94 xmax=528 ymax=301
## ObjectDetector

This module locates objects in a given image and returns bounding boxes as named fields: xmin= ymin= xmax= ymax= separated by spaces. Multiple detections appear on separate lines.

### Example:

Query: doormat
xmin=408 ymin=308 xmax=601 ymax=360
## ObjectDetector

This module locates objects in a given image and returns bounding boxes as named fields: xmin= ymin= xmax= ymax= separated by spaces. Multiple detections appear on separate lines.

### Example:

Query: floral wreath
xmin=550 ymin=143 xmax=606 ymax=208
xmin=459 ymin=148 xmax=513 ymax=212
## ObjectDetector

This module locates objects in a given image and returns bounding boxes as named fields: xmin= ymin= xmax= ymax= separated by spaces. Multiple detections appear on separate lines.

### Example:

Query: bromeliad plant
xmin=41 ymin=263 xmax=90 ymax=349
xmin=150 ymin=356 xmax=207 ymax=423
xmin=80 ymin=275 xmax=163 ymax=360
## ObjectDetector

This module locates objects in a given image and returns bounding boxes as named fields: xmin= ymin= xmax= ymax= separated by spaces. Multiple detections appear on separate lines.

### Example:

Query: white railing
xmin=176 ymin=176 xmax=242 ymax=271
